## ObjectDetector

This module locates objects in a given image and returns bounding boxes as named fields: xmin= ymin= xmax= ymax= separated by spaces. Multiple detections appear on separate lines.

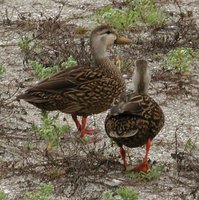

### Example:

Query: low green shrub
xmin=32 ymin=111 xmax=70 ymax=149
xmin=92 ymin=0 xmax=166 ymax=30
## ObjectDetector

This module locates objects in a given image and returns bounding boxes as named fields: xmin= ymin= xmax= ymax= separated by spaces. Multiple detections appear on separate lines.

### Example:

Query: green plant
xmin=32 ymin=56 xmax=77 ymax=79
xmin=126 ymin=165 xmax=165 ymax=181
xmin=116 ymin=187 xmax=139 ymax=200
xmin=102 ymin=191 xmax=114 ymax=200
xmin=32 ymin=111 xmax=70 ymax=149
xmin=163 ymin=47 xmax=194 ymax=73
xmin=0 ymin=64 xmax=6 ymax=75
xmin=62 ymin=55 xmax=77 ymax=67
xmin=18 ymin=36 xmax=32 ymax=52
xmin=92 ymin=0 xmax=166 ymax=30
xmin=25 ymin=183 xmax=53 ymax=200
xmin=81 ymin=136 xmax=90 ymax=144
xmin=102 ymin=187 xmax=138 ymax=200
xmin=184 ymin=138 xmax=197 ymax=154
xmin=0 ymin=191 xmax=7 ymax=200
xmin=93 ymin=5 xmax=137 ymax=30
xmin=134 ymin=0 xmax=165 ymax=27
xmin=31 ymin=61 xmax=60 ymax=79
xmin=195 ymin=49 xmax=199 ymax=56
xmin=23 ymin=142 xmax=37 ymax=152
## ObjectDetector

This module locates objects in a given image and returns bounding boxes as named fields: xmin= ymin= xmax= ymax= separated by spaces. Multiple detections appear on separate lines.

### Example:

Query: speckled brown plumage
xmin=17 ymin=25 xmax=131 ymax=139
xmin=18 ymin=60 xmax=125 ymax=115
xmin=105 ymin=59 xmax=165 ymax=172
xmin=105 ymin=94 xmax=164 ymax=146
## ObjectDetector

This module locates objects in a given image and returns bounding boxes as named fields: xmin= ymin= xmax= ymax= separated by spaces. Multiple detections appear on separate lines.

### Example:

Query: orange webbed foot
xmin=87 ymin=137 xmax=102 ymax=144
xmin=80 ymin=128 xmax=100 ymax=138
xmin=131 ymin=161 xmax=149 ymax=173
xmin=80 ymin=129 xmax=101 ymax=143
xmin=130 ymin=138 xmax=152 ymax=173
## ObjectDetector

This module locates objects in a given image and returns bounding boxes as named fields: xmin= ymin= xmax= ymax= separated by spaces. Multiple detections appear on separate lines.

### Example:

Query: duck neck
xmin=133 ymin=74 xmax=150 ymax=95
xmin=134 ymin=81 xmax=149 ymax=95
xmin=94 ymin=56 xmax=115 ymax=69
xmin=91 ymin=38 xmax=112 ymax=67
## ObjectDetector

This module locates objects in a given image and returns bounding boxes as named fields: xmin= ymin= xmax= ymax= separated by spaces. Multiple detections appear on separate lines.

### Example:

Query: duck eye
xmin=106 ymin=30 xmax=111 ymax=34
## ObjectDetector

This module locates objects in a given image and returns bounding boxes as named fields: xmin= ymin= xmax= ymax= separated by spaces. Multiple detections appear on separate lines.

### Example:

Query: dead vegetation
xmin=0 ymin=0 xmax=199 ymax=199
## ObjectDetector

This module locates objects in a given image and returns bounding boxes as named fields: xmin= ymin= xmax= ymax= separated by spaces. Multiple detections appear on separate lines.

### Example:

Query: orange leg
xmin=120 ymin=146 xmax=127 ymax=168
xmin=72 ymin=115 xmax=100 ymax=143
xmin=80 ymin=116 xmax=101 ymax=143
xmin=80 ymin=116 xmax=100 ymax=138
xmin=72 ymin=114 xmax=81 ymax=131
xmin=131 ymin=138 xmax=152 ymax=173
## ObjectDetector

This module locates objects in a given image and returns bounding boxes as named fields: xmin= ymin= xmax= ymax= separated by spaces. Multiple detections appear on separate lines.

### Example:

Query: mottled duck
xmin=105 ymin=60 xmax=165 ymax=172
xmin=17 ymin=25 xmax=132 ymax=141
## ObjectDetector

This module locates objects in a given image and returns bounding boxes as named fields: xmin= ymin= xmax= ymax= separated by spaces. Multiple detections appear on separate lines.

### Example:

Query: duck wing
xmin=105 ymin=95 xmax=149 ymax=138
xmin=17 ymin=65 xmax=113 ymax=113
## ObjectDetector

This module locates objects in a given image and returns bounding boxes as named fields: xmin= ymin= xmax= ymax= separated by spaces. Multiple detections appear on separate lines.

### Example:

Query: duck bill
xmin=115 ymin=36 xmax=132 ymax=45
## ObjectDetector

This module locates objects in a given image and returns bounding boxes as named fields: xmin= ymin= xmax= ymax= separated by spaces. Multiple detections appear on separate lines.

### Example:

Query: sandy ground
xmin=0 ymin=0 xmax=199 ymax=199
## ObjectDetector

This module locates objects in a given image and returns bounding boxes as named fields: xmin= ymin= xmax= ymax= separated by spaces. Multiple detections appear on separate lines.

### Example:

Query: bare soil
xmin=0 ymin=0 xmax=199 ymax=200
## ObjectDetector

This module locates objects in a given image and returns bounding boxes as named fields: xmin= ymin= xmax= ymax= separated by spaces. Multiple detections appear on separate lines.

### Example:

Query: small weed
xmin=102 ymin=187 xmax=139 ymax=200
xmin=116 ymin=187 xmax=139 ymax=200
xmin=184 ymin=138 xmax=197 ymax=154
xmin=81 ymin=136 xmax=90 ymax=144
xmin=32 ymin=111 xmax=70 ymax=149
xmin=25 ymin=183 xmax=53 ymax=200
xmin=23 ymin=142 xmax=37 ymax=152
xmin=102 ymin=191 xmax=114 ymax=200
xmin=92 ymin=0 xmax=166 ymax=30
xmin=93 ymin=5 xmax=137 ymax=30
xmin=18 ymin=36 xmax=32 ymax=52
xmin=61 ymin=55 xmax=77 ymax=68
xmin=135 ymin=0 xmax=166 ymax=27
xmin=162 ymin=47 xmax=195 ymax=73
xmin=0 ymin=64 xmax=6 ymax=75
xmin=31 ymin=61 xmax=60 ymax=79
xmin=193 ymin=49 xmax=199 ymax=58
xmin=32 ymin=55 xmax=77 ymax=79
xmin=0 ymin=191 xmax=7 ymax=200
xmin=126 ymin=165 xmax=164 ymax=181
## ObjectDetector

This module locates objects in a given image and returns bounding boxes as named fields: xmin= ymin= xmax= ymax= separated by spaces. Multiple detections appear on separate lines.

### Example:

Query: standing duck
xmin=17 ymin=25 xmax=132 ymax=140
xmin=105 ymin=60 xmax=165 ymax=172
